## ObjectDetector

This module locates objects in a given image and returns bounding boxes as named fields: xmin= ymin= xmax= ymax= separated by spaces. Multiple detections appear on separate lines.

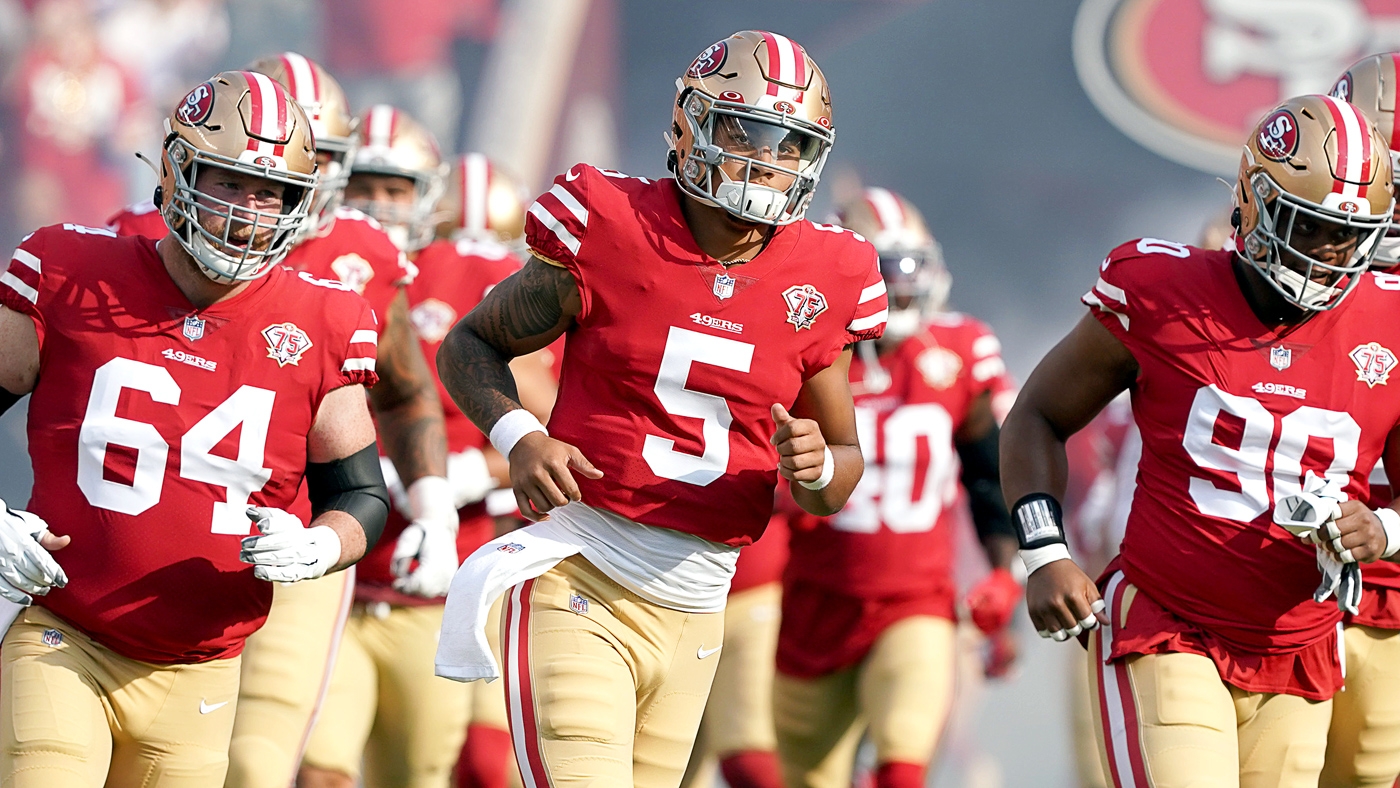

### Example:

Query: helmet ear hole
xmin=1231 ymin=207 xmax=1241 ymax=230
xmin=666 ymin=149 xmax=678 ymax=174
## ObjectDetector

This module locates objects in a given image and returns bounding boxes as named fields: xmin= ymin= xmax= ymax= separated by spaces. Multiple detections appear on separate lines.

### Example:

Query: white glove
xmin=391 ymin=476 xmax=459 ymax=598
xmin=380 ymin=456 xmax=410 ymax=518
xmin=240 ymin=507 xmax=341 ymax=583
xmin=0 ymin=500 xmax=67 ymax=605
xmin=447 ymin=448 xmax=496 ymax=508
xmin=1273 ymin=476 xmax=1360 ymax=614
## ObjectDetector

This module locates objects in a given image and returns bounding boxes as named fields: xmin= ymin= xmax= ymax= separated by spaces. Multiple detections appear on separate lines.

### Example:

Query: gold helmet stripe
xmin=1322 ymin=95 xmax=1376 ymax=204
xmin=464 ymin=152 xmax=490 ymax=234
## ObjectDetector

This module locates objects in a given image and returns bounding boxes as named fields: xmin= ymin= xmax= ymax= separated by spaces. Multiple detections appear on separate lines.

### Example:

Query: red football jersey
xmin=106 ymin=201 xmax=169 ymax=240
xmin=784 ymin=314 xmax=1004 ymax=603
xmin=0 ymin=224 xmax=379 ymax=663
xmin=356 ymin=238 xmax=522 ymax=603
xmin=282 ymin=207 xmax=413 ymax=333
xmin=526 ymin=164 xmax=887 ymax=547
xmin=1084 ymin=238 xmax=1400 ymax=696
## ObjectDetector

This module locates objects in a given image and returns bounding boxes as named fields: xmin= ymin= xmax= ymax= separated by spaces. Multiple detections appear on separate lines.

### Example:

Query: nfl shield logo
xmin=1270 ymin=346 xmax=1291 ymax=371
xmin=42 ymin=629 xmax=62 ymax=647
xmin=714 ymin=273 xmax=735 ymax=300
xmin=183 ymin=315 xmax=205 ymax=341
xmin=569 ymin=594 xmax=589 ymax=615
xmin=496 ymin=542 xmax=524 ymax=554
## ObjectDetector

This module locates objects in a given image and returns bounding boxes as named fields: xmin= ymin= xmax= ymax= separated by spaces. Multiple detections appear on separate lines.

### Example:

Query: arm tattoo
xmin=368 ymin=291 xmax=448 ymax=483
xmin=437 ymin=258 xmax=578 ymax=434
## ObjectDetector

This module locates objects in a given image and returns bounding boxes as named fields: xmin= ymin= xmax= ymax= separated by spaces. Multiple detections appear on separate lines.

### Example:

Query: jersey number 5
xmin=643 ymin=326 xmax=754 ymax=486
xmin=77 ymin=357 xmax=276 ymax=534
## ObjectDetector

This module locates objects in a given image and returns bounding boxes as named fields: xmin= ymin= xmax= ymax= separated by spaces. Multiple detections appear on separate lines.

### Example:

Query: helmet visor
xmin=710 ymin=112 xmax=824 ymax=172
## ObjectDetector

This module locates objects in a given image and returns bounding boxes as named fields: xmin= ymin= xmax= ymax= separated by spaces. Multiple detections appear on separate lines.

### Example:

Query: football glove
xmin=240 ymin=507 xmax=340 ymax=583
xmin=391 ymin=476 xmax=459 ymax=598
xmin=1273 ymin=476 xmax=1360 ymax=614
xmin=966 ymin=567 xmax=1022 ymax=635
xmin=0 ymin=499 xmax=66 ymax=605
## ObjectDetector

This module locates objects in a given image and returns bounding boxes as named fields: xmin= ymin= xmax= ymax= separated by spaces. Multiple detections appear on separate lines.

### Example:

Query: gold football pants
xmin=1089 ymin=573 xmax=1332 ymax=788
xmin=1320 ymin=623 xmax=1400 ymax=788
xmin=502 ymin=556 xmax=724 ymax=788
xmin=773 ymin=615 xmax=956 ymax=788
xmin=224 ymin=570 xmax=353 ymax=788
xmin=0 ymin=605 xmax=241 ymax=788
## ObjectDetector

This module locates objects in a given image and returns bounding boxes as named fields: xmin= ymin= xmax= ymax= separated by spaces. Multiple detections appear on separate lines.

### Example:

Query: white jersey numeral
xmin=1182 ymin=384 xmax=1359 ymax=521
xmin=78 ymin=357 xmax=278 ymax=533
xmin=831 ymin=403 xmax=957 ymax=534
xmin=1136 ymin=238 xmax=1191 ymax=258
xmin=643 ymin=326 xmax=754 ymax=486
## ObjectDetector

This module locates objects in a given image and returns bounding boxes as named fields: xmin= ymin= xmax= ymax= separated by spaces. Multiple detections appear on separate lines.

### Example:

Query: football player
xmin=1002 ymin=94 xmax=1400 ymax=788
xmin=299 ymin=128 xmax=551 ymax=788
xmin=0 ymin=71 xmax=390 ymax=788
xmin=1318 ymin=54 xmax=1400 ymax=788
xmin=773 ymin=188 xmax=1018 ymax=788
xmin=169 ymin=55 xmax=451 ymax=788
xmin=433 ymin=29 xmax=886 ymax=788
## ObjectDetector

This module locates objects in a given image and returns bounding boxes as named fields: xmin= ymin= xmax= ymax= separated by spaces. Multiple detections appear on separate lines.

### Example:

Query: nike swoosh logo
xmin=564 ymin=168 xmax=581 ymax=182
xmin=697 ymin=645 xmax=722 ymax=659
xmin=199 ymin=700 xmax=229 ymax=714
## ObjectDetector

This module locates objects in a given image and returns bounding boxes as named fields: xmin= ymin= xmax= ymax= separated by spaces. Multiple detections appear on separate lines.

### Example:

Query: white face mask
xmin=1273 ymin=263 xmax=1343 ymax=310
xmin=1374 ymin=234 xmax=1400 ymax=269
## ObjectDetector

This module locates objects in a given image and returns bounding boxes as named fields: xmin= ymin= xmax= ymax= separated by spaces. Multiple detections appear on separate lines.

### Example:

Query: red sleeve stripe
xmin=350 ymin=329 xmax=378 ymax=346
xmin=847 ymin=309 xmax=888 ymax=332
xmin=858 ymin=278 xmax=886 ymax=305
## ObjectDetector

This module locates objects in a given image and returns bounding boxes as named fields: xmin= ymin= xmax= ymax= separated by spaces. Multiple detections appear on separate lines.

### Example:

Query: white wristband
xmin=407 ymin=475 xmax=458 ymax=534
xmin=798 ymin=446 xmax=835 ymax=491
xmin=1019 ymin=543 xmax=1073 ymax=576
xmin=1377 ymin=506 xmax=1400 ymax=559
xmin=489 ymin=409 xmax=548 ymax=460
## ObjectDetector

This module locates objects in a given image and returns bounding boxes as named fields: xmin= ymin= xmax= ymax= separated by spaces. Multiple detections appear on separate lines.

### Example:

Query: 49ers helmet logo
xmin=1257 ymin=110 xmax=1299 ymax=162
xmin=177 ymin=82 xmax=215 ymax=126
xmin=1332 ymin=72 xmax=1355 ymax=103
xmin=687 ymin=41 xmax=728 ymax=79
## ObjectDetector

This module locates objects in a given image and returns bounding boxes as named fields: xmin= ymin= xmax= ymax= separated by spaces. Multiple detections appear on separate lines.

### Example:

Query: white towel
xmin=434 ymin=520 xmax=583 ymax=682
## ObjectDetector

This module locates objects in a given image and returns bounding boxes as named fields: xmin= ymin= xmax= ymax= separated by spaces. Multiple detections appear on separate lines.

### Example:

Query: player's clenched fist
xmin=240 ymin=507 xmax=341 ymax=583
xmin=771 ymin=403 xmax=829 ymax=484
xmin=508 ymin=432 xmax=604 ymax=522
xmin=1026 ymin=559 xmax=1108 ymax=642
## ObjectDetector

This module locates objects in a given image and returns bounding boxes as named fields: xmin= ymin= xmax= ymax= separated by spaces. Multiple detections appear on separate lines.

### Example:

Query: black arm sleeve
xmin=958 ymin=422 xmax=1015 ymax=542
xmin=0 ymin=387 xmax=22 ymax=417
xmin=305 ymin=443 xmax=390 ymax=550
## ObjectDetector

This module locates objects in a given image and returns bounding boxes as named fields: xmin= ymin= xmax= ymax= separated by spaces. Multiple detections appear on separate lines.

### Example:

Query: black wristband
xmin=1012 ymin=493 xmax=1068 ymax=550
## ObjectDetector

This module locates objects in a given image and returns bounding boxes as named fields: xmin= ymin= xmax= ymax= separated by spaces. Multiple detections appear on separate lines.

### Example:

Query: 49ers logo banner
xmin=1073 ymin=0 xmax=1400 ymax=175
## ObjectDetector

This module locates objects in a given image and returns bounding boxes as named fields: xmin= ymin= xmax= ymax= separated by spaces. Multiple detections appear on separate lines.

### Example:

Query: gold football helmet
xmin=159 ymin=71 xmax=318 ymax=282
xmin=1331 ymin=53 xmax=1400 ymax=268
xmin=837 ymin=187 xmax=949 ymax=341
xmin=347 ymin=105 xmax=448 ymax=251
xmin=1236 ymin=94 xmax=1393 ymax=311
xmin=667 ymin=30 xmax=834 ymax=225
xmin=245 ymin=52 xmax=358 ymax=240
xmin=436 ymin=153 xmax=527 ymax=246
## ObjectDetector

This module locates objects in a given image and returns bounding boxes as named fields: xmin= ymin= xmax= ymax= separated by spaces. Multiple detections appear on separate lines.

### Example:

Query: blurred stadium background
xmin=0 ymin=1 xmax=1390 ymax=785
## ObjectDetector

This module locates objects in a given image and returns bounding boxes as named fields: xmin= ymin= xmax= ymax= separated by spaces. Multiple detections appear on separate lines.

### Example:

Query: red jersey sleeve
xmin=524 ymin=164 xmax=593 ymax=317
xmin=845 ymin=249 xmax=888 ymax=345
xmin=0 ymin=228 xmax=55 ymax=349
xmin=105 ymin=202 xmax=168 ymax=240
xmin=294 ymin=274 xmax=382 ymax=398
xmin=964 ymin=319 xmax=1008 ymax=397
xmin=1081 ymin=238 xmax=1187 ymax=348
